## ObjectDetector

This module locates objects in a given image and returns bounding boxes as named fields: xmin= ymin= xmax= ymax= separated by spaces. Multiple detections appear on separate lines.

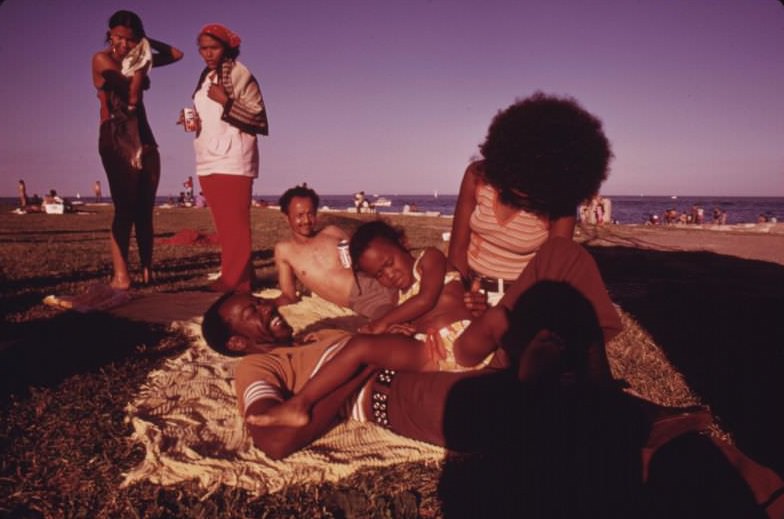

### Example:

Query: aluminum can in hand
xmin=338 ymin=239 xmax=351 ymax=269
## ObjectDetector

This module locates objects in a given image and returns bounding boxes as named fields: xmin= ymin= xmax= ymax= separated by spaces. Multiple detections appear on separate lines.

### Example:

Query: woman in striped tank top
xmin=448 ymin=93 xmax=613 ymax=305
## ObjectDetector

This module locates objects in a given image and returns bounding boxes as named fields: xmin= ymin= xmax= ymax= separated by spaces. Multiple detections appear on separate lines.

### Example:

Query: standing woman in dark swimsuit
xmin=91 ymin=10 xmax=183 ymax=289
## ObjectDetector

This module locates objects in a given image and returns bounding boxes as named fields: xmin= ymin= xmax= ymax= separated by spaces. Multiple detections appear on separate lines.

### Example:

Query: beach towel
xmin=122 ymin=290 xmax=706 ymax=497
xmin=122 ymin=291 xmax=445 ymax=496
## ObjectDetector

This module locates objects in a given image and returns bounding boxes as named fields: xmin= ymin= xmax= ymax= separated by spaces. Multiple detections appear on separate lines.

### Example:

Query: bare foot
xmin=110 ymin=276 xmax=131 ymax=290
xmin=142 ymin=268 xmax=154 ymax=286
xmin=246 ymin=399 xmax=311 ymax=428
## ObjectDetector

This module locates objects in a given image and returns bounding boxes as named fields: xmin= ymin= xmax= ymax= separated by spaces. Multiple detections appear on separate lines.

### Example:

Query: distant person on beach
xmin=691 ymin=205 xmax=705 ymax=225
xmin=26 ymin=194 xmax=43 ymax=213
xmin=93 ymin=180 xmax=102 ymax=203
xmin=183 ymin=176 xmax=194 ymax=203
xmin=448 ymin=93 xmax=612 ymax=305
xmin=594 ymin=195 xmax=605 ymax=225
xmin=713 ymin=207 xmax=728 ymax=225
xmin=354 ymin=191 xmax=366 ymax=214
xmin=41 ymin=189 xmax=75 ymax=214
xmin=93 ymin=10 xmax=183 ymax=289
xmin=273 ymin=185 xmax=397 ymax=319
xmin=17 ymin=180 xmax=27 ymax=209
xmin=180 ymin=23 xmax=268 ymax=292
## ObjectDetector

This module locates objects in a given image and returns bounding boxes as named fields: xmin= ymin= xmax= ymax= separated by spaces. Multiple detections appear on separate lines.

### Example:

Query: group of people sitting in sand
xmin=198 ymin=93 xmax=784 ymax=516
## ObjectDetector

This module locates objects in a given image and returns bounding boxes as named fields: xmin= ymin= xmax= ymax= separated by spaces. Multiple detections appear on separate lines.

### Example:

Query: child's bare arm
xmin=369 ymin=247 xmax=446 ymax=332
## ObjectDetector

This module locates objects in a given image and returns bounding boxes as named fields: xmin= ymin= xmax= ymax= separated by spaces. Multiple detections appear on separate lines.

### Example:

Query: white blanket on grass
xmin=122 ymin=292 xmax=445 ymax=496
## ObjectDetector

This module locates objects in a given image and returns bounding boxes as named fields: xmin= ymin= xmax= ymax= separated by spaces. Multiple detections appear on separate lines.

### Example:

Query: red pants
xmin=199 ymin=174 xmax=254 ymax=292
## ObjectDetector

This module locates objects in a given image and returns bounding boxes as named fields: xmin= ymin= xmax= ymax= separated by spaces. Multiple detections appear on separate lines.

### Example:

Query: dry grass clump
xmin=606 ymin=311 xmax=700 ymax=408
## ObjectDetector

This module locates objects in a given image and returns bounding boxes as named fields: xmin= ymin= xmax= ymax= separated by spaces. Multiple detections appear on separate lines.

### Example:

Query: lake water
xmin=4 ymin=194 xmax=782 ymax=225
xmin=276 ymin=194 xmax=784 ymax=225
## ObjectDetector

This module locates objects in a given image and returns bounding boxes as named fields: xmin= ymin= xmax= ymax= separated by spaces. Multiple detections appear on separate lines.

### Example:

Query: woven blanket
xmin=122 ymin=291 xmax=700 ymax=496
xmin=122 ymin=292 xmax=445 ymax=496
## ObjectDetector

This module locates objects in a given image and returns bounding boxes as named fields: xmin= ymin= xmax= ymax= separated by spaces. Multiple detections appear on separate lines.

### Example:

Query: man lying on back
xmin=273 ymin=185 xmax=397 ymax=319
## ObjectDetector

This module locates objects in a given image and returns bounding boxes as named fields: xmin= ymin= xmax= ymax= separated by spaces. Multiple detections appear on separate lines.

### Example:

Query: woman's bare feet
xmin=110 ymin=275 xmax=131 ymax=290
xmin=246 ymin=398 xmax=311 ymax=428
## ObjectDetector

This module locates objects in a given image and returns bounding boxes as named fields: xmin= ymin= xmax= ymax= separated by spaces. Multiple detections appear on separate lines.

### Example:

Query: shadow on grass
xmin=0 ymin=228 xmax=109 ymax=239
xmin=0 ymin=268 xmax=112 ymax=294
xmin=586 ymin=245 xmax=784 ymax=476
xmin=436 ymin=375 xmax=767 ymax=518
xmin=0 ymin=311 xmax=185 ymax=400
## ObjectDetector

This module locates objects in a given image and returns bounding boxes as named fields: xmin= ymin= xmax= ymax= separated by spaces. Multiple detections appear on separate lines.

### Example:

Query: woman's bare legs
xmin=135 ymin=146 xmax=160 ymax=285
xmin=101 ymin=142 xmax=160 ymax=289
xmin=105 ymin=167 xmax=135 ymax=290
xmin=247 ymin=333 xmax=432 ymax=428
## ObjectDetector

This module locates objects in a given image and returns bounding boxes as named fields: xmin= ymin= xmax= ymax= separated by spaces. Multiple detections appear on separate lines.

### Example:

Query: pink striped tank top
xmin=467 ymin=183 xmax=549 ymax=281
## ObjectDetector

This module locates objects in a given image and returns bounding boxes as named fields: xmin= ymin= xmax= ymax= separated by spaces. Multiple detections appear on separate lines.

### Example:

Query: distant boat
xmin=373 ymin=196 xmax=392 ymax=207
xmin=671 ymin=195 xmax=678 ymax=200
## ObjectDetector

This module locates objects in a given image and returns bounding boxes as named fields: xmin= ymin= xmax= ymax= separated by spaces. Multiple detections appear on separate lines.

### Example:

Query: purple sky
xmin=1 ymin=0 xmax=782 ymax=198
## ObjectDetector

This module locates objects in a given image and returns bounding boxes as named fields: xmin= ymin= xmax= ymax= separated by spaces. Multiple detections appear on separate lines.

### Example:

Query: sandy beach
xmin=1 ymin=206 xmax=782 ymax=516
xmin=577 ymin=222 xmax=784 ymax=266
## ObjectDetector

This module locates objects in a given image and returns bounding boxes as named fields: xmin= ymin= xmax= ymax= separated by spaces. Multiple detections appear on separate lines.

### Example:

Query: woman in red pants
xmin=185 ymin=23 xmax=269 ymax=292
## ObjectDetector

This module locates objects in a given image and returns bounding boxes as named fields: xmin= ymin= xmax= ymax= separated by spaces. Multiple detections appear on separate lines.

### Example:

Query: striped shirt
xmin=467 ymin=183 xmax=549 ymax=281
xmin=235 ymin=330 xmax=369 ymax=423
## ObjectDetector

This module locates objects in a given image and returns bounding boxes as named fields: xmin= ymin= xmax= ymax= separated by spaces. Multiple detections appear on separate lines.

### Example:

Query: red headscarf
xmin=200 ymin=23 xmax=241 ymax=49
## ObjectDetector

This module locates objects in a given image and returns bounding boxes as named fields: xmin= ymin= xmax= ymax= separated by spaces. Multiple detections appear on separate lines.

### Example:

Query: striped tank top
xmin=467 ymin=183 xmax=549 ymax=281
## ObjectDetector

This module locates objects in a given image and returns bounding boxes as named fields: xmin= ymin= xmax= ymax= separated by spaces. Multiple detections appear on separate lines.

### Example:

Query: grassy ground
xmin=0 ymin=204 xmax=452 ymax=518
xmin=2 ymin=204 xmax=783 ymax=517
